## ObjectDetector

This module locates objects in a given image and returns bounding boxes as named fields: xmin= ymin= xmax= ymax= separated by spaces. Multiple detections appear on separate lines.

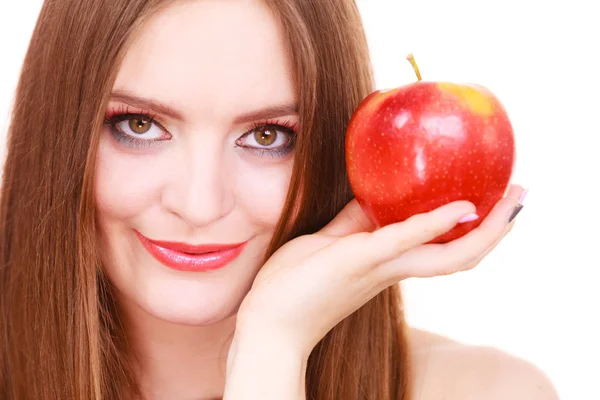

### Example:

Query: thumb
xmin=320 ymin=198 xmax=376 ymax=237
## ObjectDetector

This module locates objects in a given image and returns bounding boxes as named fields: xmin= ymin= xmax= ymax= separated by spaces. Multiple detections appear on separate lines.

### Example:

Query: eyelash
xmin=235 ymin=119 xmax=298 ymax=158
xmin=104 ymin=105 xmax=165 ymax=148
xmin=103 ymin=105 xmax=298 ymax=157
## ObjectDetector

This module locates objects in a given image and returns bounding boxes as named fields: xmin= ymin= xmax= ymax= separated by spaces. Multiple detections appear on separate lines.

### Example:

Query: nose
xmin=161 ymin=142 xmax=234 ymax=228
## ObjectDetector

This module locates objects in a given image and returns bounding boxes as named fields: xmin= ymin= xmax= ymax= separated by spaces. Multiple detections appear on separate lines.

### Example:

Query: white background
xmin=1 ymin=1 xmax=598 ymax=399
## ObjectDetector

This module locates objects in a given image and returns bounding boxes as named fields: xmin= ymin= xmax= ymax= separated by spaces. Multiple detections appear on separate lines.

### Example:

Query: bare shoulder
xmin=408 ymin=327 xmax=560 ymax=400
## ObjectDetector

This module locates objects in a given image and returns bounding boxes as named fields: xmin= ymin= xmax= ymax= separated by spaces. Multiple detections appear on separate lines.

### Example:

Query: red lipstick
xmin=135 ymin=231 xmax=247 ymax=272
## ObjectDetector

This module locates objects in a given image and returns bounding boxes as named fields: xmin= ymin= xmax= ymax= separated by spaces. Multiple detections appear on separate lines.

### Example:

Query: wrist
xmin=224 ymin=326 xmax=308 ymax=400
xmin=227 ymin=327 xmax=310 ymax=375
xmin=233 ymin=310 xmax=313 ymax=360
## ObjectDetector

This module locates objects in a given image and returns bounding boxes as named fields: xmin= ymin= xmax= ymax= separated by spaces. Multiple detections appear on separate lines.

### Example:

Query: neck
xmin=119 ymin=299 xmax=236 ymax=400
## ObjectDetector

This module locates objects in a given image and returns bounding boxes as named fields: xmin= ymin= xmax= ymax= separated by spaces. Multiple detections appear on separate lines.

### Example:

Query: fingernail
xmin=508 ymin=204 xmax=524 ymax=223
xmin=519 ymin=189 xmax=528 ymax=204
xmin=458 ymin=213 xmax=479 ymax=223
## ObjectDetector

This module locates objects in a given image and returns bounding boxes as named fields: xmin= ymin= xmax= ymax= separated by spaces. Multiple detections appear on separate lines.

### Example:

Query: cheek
xmin=235 ymin=160 xmax=293 ymax=227
xmin=94 ymin=136 xmax=164 ymax=221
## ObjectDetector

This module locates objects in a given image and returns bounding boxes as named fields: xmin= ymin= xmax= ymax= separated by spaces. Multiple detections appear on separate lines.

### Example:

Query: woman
xmin=0 ymin=0 xmax=557 ymax=399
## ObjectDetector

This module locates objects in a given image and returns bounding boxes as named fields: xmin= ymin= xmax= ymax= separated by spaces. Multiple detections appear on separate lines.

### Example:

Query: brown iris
xmin=254 ymin=127 xmax=277 ymax=146
xmin=128 ymin=118 xmax=152 ymax=134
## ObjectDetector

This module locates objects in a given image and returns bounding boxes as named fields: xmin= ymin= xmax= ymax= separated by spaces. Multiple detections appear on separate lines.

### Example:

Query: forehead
xmin=113 ymin=0 xmax=296 ymax=121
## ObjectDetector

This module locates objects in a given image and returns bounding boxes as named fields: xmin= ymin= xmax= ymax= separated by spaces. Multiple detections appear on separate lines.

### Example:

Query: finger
xmin=460 ymin=184 xmax=524 ymax=267
xmin=321 ymin=184 xmax=522 ymax=239
xmin=344 ymin=200 xmax=476 ymax=270
xmin=459 ymin=220 xmax=515 ymax=272
xmin=427 ymin=186 xmax=524 ymax=263
xmin=460 ymin=193 xmax=524 ymax=272
xmin=320 ymin=198 xmax=376 ymax=237
xmin=504 ymin=183 xmax=525 ymax=202
xmin=376 ymin=186 xmax=524 ymax=280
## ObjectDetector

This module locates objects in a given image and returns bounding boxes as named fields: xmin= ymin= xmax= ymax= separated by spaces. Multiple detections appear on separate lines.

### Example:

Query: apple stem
xmin=406 ymin=53 xmax=422 ymax=81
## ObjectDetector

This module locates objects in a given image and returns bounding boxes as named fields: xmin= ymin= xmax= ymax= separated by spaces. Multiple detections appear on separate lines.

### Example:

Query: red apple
xmin=346 ymin=54 xmax=515 ymax=243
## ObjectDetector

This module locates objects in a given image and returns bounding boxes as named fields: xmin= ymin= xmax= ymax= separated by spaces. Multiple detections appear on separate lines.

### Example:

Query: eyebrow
xmin=232 ymin=103 xmax=298 ymax=124
xmin=109 ymin=90 xmax=185 ymax=120
xmin=109 ymin=90 xmax=298 ymax=124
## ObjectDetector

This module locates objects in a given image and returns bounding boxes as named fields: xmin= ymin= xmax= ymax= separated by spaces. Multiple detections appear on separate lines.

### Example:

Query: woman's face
xmin=95 ymin=0 xmax=297 ymax=325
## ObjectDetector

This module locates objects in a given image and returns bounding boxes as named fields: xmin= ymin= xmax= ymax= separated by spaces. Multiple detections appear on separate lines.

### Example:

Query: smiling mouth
xmin=134 ymin=230 xmax=248 ymax=272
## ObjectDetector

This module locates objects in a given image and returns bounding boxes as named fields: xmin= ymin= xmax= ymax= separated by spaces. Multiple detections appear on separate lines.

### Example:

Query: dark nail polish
xmin=508 ymin=204 xmax=524 ymax=223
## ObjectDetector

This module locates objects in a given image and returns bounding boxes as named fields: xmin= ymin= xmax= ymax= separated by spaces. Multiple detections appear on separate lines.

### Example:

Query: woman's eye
xmin=255 ymin=127 xmax=278 ymax=146
xmin=114 ymin=116 xmax=166 ymax=140
xmin=237 ymin=125 xmax=294 ymax=150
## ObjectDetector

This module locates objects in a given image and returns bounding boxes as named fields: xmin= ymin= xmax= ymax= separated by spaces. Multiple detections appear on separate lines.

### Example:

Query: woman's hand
xmin=224 ymin=184 xmax=526 ymax=400
xmin=235 ymin=184 xmax=526 ymax=354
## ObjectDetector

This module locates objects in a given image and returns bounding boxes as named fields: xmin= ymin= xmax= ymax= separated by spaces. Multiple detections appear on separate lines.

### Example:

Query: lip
xmin=135 ymin=230 xmax=248 ymax=272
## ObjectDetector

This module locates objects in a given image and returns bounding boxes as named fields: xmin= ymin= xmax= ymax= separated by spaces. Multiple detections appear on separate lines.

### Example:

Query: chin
xmin=100 ymin=229 xmax=269 ymax=327
xmin=104 ymin=258 xmax=260 ymax=327
xmin=129 ymin=279 xmax=249 ymax=326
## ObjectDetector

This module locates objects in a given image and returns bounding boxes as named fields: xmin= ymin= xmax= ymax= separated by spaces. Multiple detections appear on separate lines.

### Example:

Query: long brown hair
xmin=0 ymin=1 xmax=412 ymax=399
